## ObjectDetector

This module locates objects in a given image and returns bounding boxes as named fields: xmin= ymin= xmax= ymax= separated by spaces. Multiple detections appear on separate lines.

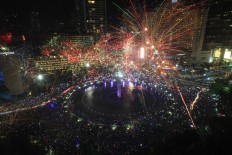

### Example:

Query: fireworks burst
xmin=38 ymin=0 xmax=208 ymax=128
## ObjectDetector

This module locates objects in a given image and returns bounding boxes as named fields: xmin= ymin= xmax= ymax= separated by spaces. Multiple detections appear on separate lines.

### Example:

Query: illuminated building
xmin=191 ymin=0 xmax=232 ymax=64
xmin=34 ymin=56 xmax=68 ymax=72
xmin=174 ymin=1 xmax=208 ymax=55
xmin=34 ymin=55 xmax=85 ymax=75
xmin=59 ymin=34 xmax=94 ymax=45
xmin=214 ymin=48 xmax=232 ymax=62
xmin=159 ymin=1 xmax=207 ymax=55
xmin=194 ymin=50 xmax=214 ymax=63
xmin=193 ymin=48 xmax=232 ymax=64
xmin=203 ymin=0 xmax=232 ymax=50
xmin=200 ymin=0 xmax=232 ymax=63
xmin=75 ymin=0 xmax=107 ymax=34
xmin=191 ymin=1 xmax=209 ymax=58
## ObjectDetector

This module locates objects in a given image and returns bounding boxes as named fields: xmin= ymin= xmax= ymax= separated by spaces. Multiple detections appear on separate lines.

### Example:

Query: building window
xmin=88 ymin=1 xmax=95 ymax=4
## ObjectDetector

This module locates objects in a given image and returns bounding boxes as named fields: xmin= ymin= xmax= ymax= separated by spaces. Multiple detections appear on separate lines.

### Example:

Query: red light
xmin=22 ymin=35 xmax=26 ymax=41
xmin=1 ymin=33 xmax=12 ymax=43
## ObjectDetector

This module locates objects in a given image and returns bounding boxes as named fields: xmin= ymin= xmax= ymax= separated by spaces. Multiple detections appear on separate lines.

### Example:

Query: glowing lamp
xmin=224 ymin=49 xmax=231 ymax=59
xmin=85 ymin=63 xmax=90 ymax=67
xmin=140 ymin=47 xmax=145 ymax=59
xmin=37 ymin=74 xmax=43 ymax=80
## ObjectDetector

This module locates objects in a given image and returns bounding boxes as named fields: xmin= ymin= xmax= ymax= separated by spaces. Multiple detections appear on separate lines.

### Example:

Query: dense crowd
xmin=0 ymin=70 xmax=221 ymax=154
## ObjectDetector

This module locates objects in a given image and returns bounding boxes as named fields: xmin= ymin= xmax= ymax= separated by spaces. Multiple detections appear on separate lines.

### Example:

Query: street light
xmin=85 ymin=63 xmax=90 ymax=68
xmin=37 ymin=74 xmax=43 ymax=80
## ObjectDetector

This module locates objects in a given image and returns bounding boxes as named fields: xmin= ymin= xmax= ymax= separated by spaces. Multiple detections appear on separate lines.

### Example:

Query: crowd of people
xmin=0 ymin=71 xmax=223 ymax=154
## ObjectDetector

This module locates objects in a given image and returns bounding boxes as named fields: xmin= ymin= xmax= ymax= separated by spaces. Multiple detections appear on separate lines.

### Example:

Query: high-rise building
xmin=203 ymin=0 xmax=232 ymax=50
xmin=75 ymin=0 xmax=107 ymax=34
xmin=157 ymin=1 xmax=207 ymax=55
xmin=200 ymin=0 xmax=232 ymax=63
xmin=190 ymin=1 xmax=209 ymax=59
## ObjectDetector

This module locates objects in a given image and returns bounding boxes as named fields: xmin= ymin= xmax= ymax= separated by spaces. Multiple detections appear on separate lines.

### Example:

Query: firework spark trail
xmin=0 ymin=100 xmax=51 ymax=116
xmin=128 ymin=0 xmax=142 ymax=31
xmin=141 ymin=89 xmax=148 ymax=114
xmin=190 ymin=90 xmax=201 ymax=112
xmin=160 ymin=3 xmax=196 ymax=38
xmin=175 ymin=83 xmax=196 ymax=129
xmin=114 ymin=0 xmax=200 ymax=68
xmin=137 ymin=86 xmax=149 ymax=115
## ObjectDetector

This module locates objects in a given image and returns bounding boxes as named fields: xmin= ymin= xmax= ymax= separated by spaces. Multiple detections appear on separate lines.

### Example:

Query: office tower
xmin=201 ymin=0 xmax=232 ymax=63
xmin=203 ymin=0 xmax=232 ymax=50
xmin=164 ymin=1 xmax=207 ymax=55
xmin=191 ymin=1 xmax=209 ymax=58
xmin=75 ymin=0 xmax=107 ymax=34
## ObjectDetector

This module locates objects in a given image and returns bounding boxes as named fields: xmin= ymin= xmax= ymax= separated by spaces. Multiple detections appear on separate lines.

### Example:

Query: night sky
xmin=1 ymin=0 xmax=74 ymax=12
xmin=1 ymin=0 xmax=74 ymax=23
xmin=0 ymin=0 xmax=160 ymax=32
xmin=0 ymin=0 xmax=157 ymax=19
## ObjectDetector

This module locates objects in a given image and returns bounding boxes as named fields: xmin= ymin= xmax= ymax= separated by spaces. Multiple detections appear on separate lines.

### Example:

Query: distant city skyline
xmin=0 ymin=0 xmax=157 ymax=26
xmin=0 ymin=0 xmax=123 ymax=33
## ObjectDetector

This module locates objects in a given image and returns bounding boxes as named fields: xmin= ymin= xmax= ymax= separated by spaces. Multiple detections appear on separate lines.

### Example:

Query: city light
xmin=0 ymin=0 xmax=229 ymax=154
xmin=85 ymin=63 xmax=90 ymax=67
xmin=224 ymin=49 xmax=231 ymax=59
xmin=140 ymin=47 xmax=145 ymax=59
xmin=37 ymin=74 xmax=43 ymax=80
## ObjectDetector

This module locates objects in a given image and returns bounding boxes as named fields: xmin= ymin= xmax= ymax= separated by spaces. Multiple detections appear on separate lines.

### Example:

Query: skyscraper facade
xmin=203 ymin=0 xmax=232 ymax=50
xmin=191 ymin=0 xmax=209 ymax=59
xmin=199 ymin=0 xmax=232 ymax=63
xmin=164 ymin=1 xmax=208 ymax=55
xmin=75 ymin=0 xmax=107 ymax=34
